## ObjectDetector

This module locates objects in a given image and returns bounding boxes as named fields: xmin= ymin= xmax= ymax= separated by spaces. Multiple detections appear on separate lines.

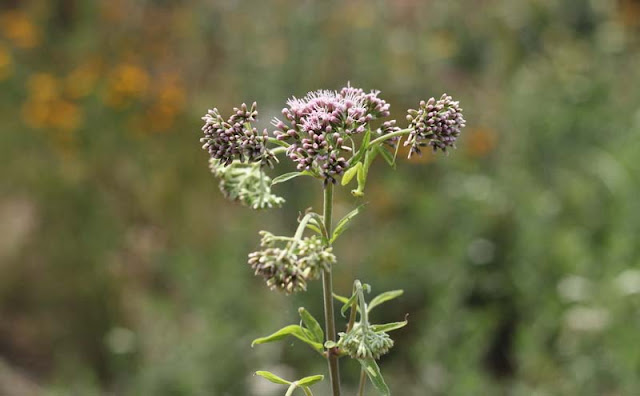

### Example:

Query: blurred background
xmin=1 ymin=0 xmax=640 ymax=395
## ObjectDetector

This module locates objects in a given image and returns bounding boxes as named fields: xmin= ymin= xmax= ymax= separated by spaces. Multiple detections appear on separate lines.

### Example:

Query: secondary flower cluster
xmin=201 ymin=102 xmax=276 ymax=167
xmin=404 ymin=94 xmax=466 ymax=156
xmin=248 ymin=231 xmax=336 ymax=294
xmin=209 ymin=159 xmax=285 ymax=209
xmin=337 ymin=322 xmax=394 ymax=360
xmin=272 ymin=85 xmax=391 ymax=185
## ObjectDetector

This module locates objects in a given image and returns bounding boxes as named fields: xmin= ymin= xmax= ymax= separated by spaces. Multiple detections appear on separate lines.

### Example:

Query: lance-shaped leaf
xmin=271 ymin=170 xmax=314 ymax=186
xmin=368 ymin=290 xmax=404 ymax=312
xmin=331 ymin=204 xmax=366 ymax=243
xmin=333 ymin=293 xmax=349 ymax=305
xmin=255 ymin=371 xmax=291 ymax=385
xmin=252 ymin=325 xmax=323 ymax=354
xmin=295 ymin=374 xmax=324 ymax=387
xmin=370 ymin=319 xmax=408 ymax=333
xmin=298 ymin=307 xmax=324 ymax=344
xmin=358 ymin=357 xmax=390 ymax=396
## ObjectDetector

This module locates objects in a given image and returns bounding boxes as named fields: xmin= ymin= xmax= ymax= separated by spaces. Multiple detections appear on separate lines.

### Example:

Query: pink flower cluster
xmin=272 ymin=84 xmax=391 ymax=184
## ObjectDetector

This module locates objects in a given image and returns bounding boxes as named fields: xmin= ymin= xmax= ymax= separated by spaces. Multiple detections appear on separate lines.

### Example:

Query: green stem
xmin=367 ymin=128 xmax=412 ymax=147
xmin=268 ymin=137 xmax=290 ymax=149
xmin=285 ymin=383 xmax=297 ymax=396
xmin=322 ymin=183 xmax=341 ymax=396
xmin=271 ymin=146 xmax=287 ymax=155
xmin=357 ymin=368 xmax=367 ymax=396
xmin=302 ymin=387 xmax=313 ymax=396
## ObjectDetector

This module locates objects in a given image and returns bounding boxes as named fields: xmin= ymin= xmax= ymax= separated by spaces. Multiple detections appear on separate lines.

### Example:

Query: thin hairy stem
xmin=267 ymin=137 xmax=290 ymax=149
xmin=322 ymin=183 xmax=341 ymax=396
xmin=271 ymin=146 xmax=287 ymax=155
xmin=367 ymin=127 xmax=412 ymax=147
xmin=357 ymin=368 xmax=367 ymax=396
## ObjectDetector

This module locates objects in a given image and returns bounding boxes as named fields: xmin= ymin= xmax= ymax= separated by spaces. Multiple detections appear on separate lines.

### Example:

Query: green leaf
xmin=358 ymin=358 xmax=390 ymax=396
xmin=376 ymin=145 xmax=396 ymax=169
xmin=255 ymin=371 xmax=291 ymax=385
xmin=271 ymin=171 xmax=308 ymax=186
xmin=341 ymin=162 xmax=362 ymax=186
xmin=296 ymin=375 xmax=324 ymax=387
xmin=331 ymin=204 xmax=366 ymax=243
xmin=333 ymin=293 xmax=349 ymax=305
xmin=371 ymin=320 xmax=408 ymax=333
xmin=307 ymin=212 xmax=329 ymax=242
xmin=305 ymin=223 xmax=323 ymax=236
xmin=298 ymin=307 xmax=324 ymax=344
xmin=252 ymin=325 xmax=323 ymax=354
xmin=368 ymin=290 xmax=404 ymax=312
xmin=324 ymin=340 xmax=337 ymax=349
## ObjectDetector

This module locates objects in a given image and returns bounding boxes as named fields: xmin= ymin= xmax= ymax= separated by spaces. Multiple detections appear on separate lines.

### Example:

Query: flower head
xmin=248 ymin=231 xmax=336 ymax=294
xmin=337 ymin=322 xmax=394 ymax=359
xmin=404 ymin=94 xmax=466 ymax=157
xmin=201 ymin=102 xmax=276 ymax=167
xmin=272 ymin=84 xmax=392 ymax=185
xmin=209 ymin=159 xmax=285 ymax=209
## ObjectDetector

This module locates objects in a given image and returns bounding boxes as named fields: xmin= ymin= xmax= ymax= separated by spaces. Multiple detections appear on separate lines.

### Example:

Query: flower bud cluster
xmin=376 ymin=119 xmax=402 ymax=148
xmin=209 ymin=159 xmax=284 ymax=209
xmin=337 ymin=322 xmax=394 ymax=359
xmin=201 ymin=102 xmax=276 ymax=167
xmin=404 ymin=94 xmax=466 ymax=156
xmin=248 ymin=231 xmax=336 ymax=294
xmin=272 ymin=84 xmax=392 ymax=185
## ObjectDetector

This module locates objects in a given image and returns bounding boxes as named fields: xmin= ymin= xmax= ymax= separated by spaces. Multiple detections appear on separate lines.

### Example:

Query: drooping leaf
xmin=252 ymin=325 xmax=323 ymax=354
xmin=305 ymin=223 xmax=323 ymax=236
xmin=333 ymin=293 xmax=349 ymax=305
xmin=340 ymin=290 xmax=359 ymax=317
xmin=370 ymin=320 xmax=408 ymax=333
xmin=296 ymin=374 xmax=324 ymax=387
xmin=358 ymin=358 xmax=390 ymax=396
xmin=331 ymin=204 xmax=366 ymax=243
xmin=271 ymin=171 xmax=308 ymax=186
xmin=255 ymin=371 xmax=291 ymax=385
xmin=368 ymin=290 xmax=404 ymax=312
xmin=307 ymin=212 xmax=329 ymax=242
xmin=341 ymin=162 xmax=362 ymax=186
xmin=298 ymin=307 xmax=324 ymax=344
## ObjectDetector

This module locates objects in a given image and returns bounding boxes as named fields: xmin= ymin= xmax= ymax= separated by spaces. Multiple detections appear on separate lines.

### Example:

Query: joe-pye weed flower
xmin=198 ymin=84 xmax=465 ymax=396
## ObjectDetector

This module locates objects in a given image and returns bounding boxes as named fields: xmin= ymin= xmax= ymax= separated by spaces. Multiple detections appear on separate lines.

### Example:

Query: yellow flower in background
xmin=104 ymin=63 xmax=149 ymax=108
xmin=27 ymin=73 xmax=61 ymax=101
xmin=0 ymin=43 xmax=13 ymax=81
xmin=65 ymin=59 xmax=102 ymax=99
xmin=0 ymin=10 xmax=40 ymax=49
xmin=137 ymin=74 xmax=187 ymax=133
xmin=22 ymin=73 xmax=84 ymax=133
xmin=49 ymin=99 xmax=83 ymax=132
xmin=465 ymin=127 xmax=497 ymax=158
xmin=21 ymin=98 xmax=49 ymax=129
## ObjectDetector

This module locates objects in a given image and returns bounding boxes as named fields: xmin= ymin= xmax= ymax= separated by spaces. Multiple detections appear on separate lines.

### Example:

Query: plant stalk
xmin=322 ymin=183 xmax=341 ymax=396
xmin=357 ymin=368 xmax=367 ymax=396
xmin=367 ymin=127 xmax=412 ymax=147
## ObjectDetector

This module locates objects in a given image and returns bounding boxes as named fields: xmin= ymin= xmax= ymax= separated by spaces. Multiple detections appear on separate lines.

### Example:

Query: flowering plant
xmin=199 ymin=84 xmax=465 ymax=395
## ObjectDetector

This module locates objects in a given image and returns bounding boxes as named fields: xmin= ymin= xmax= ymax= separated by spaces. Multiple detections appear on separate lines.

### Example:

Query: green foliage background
xmin=1 ymin=1 xmax=639 ymax=395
